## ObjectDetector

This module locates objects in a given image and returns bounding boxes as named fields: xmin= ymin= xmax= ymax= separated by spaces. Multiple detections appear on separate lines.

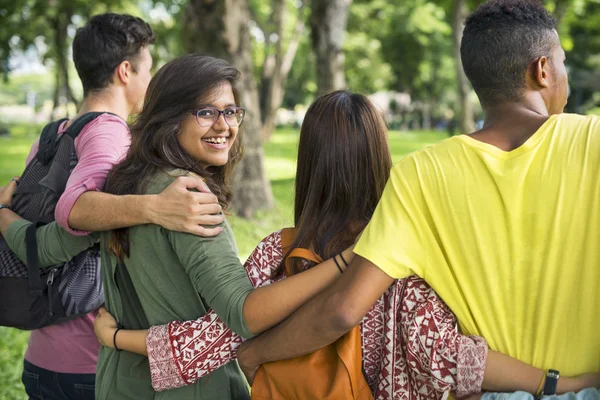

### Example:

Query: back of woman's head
xmin=285 ymin=90 xmax=392 ymax=274
xmin=106 ymin=54 xmax=242 ymax=260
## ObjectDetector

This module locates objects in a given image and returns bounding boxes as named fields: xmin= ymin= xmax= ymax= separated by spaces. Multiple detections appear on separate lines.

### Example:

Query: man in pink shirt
xmin=1 ymin=14 xmax=223 ymax=400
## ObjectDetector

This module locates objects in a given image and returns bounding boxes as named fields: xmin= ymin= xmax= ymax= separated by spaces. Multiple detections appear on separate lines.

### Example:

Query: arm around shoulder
xmin=237 ymin=255 xmax=394 ymax=382
xmin=68 ymin=176 xmax=224 ymax=236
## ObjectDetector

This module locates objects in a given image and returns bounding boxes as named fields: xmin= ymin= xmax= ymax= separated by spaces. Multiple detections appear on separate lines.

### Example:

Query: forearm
xmin=68 ymin=191 xmax=156 ymax=231
xmin=483 ymin=351 xmax=588 ymax=395
xmin=114 ymin=329 xmax=149 ymax=356
xmin=243 ymin=247 xmax=353 ymax=335
xmin=238 ymin=256 xmax=392 ymax=375
xmin=482 ymin=351 xmax=544 ymax=393
xmin=239 ymin=288 xmax=350 ymax=368
xmin=0 ymin=208 xmax=22 ymax=238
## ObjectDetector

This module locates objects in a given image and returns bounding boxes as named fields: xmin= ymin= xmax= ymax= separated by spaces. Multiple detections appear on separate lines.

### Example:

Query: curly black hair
xmin=73 ymin=13 xmax=156 ymax=96
xmin=461 ymin=0 xmax=557 ymax=107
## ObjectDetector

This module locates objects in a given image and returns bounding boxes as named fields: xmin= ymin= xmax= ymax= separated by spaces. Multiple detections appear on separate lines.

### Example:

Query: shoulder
xmin=72 ymin=113 xmax=130 ymax=154
xmin=554 ymin=113 xmax=600 ymax=124
xmin=390 ymin=137 xmax=459 ymax=184
xmin=245 ymin=230 xmax=284 ymax=286
xmin=258 ymin=229 xmax=283 ymax=250
xmin=75 ymin=113 xmax=129 ymax=137
xmin=552 ymin=113 xmax=600 ymax=133
xmin=143 ymin=169 xmax=200 ymax=195
xmin=249 ymin=230 xmax=283 ymax=259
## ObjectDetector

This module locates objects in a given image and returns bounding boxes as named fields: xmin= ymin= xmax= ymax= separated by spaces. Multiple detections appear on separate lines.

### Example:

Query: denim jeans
xmin=482 ymin=389 xmax=600 ymax=400
xmin=21 ymin=360 xmax=95 ymax=400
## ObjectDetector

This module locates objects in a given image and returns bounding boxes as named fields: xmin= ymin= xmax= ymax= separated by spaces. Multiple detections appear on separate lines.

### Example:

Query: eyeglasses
xmin=189 ymin=106 xmax=246 ymax=128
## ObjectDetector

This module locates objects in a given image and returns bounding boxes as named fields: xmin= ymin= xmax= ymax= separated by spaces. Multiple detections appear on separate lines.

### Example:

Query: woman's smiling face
xmin=178 ymin=81 xmax=241 ymax=169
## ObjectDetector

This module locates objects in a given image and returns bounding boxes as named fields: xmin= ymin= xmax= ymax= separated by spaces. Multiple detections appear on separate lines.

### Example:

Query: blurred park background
xmin=1 ymin=0 xmax=599 ymax=398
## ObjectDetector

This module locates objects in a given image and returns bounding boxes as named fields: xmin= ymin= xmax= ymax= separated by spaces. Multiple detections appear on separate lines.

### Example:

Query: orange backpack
xmin=250 ymin=228 xmax=374 ymax=400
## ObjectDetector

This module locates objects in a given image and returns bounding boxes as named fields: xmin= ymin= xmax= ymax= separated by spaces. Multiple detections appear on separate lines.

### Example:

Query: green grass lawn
xmin=0 ymin=123 xmax=447 ymax=399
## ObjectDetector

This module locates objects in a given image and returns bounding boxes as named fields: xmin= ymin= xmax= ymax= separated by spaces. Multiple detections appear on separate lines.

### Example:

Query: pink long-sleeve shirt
xmin=24 ymin=113 xmax=130 ymax=374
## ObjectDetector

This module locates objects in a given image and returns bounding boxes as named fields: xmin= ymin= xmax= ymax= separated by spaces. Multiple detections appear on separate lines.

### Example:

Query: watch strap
xmin=541 ymin=369 xmax=560 ymax=397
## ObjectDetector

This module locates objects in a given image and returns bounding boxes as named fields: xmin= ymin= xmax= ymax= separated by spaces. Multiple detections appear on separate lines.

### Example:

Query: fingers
xmin=195 ymin=202 xmax=222 ymax=215
xmin=195 ymin=213 xmax=225 ymax=226
xmin=175 ymin=176 xmax=211 ymax=193
xmin=189 ymin=191 xmax=219 ymax=207
xmin=186 ymin=225 xmax=224 ymax=237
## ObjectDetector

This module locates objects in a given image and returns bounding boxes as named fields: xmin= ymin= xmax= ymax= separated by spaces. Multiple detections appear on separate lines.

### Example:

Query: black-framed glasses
xmin=189 ymin=106 xmax=246 ymax=128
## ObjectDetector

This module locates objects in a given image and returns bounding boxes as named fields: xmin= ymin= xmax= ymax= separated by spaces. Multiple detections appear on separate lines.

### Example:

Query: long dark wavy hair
xmin=106 ymin=54 xmax=244 ymax=261
xmin=276 ymin=90 xmax=392 ymax=276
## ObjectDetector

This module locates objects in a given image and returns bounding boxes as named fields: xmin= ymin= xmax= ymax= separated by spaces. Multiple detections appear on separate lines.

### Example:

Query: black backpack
xmin=0 ymin=112 xmax=107 ymax=330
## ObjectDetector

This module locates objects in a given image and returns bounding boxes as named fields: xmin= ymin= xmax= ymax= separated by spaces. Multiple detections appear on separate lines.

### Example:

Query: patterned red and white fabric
xmin=146 ymin=230 xmax=488 ymax=398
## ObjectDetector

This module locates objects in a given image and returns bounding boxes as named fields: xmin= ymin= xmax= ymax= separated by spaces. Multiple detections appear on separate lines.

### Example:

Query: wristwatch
xmin=0 ymin=204 xmax=11 ymax=211
xmin=541 ymin=369 xmax=560 ymax=397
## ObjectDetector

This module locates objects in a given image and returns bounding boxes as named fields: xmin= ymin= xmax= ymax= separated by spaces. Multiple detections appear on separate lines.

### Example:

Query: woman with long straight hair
xmin=94 ymin=90 xmax=600 ymax=399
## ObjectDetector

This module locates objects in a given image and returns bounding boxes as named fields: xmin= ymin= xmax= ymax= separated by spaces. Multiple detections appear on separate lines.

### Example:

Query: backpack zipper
xmin=47 ymin=268 xmax=57 ymax=317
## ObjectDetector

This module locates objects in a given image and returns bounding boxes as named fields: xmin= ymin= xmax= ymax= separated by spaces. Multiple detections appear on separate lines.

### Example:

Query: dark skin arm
xmin=237 ymin=256 xmax=600 ymax=393
xmin=237 ymin=256 xmax=390 ymax=381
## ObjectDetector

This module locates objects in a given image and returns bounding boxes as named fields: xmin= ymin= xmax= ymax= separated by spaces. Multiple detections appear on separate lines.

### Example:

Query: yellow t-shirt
xmin=355 ymin=114 xmax=600 ymax=374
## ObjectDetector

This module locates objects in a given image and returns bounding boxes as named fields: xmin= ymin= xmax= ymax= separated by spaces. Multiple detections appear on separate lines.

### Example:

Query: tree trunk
xmin=51 ymin=66 xmax=60 ymax=120
xmin=260 ymin=0 xmax=285 ymax=139
xmin=184 ymin=0 xmax=274 ymax=218
xmin=310 ymin=0 xmax=351 ymax=95
xmin=260 ymin=0 xmax=307 ymax=140
xmin=451 ymin=0 xmax=475 ymax=134
xmin=51 ymin=12 xmax=78 ymax=112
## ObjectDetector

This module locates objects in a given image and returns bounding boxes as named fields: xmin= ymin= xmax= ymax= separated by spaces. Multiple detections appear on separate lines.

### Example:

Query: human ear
xmin=532 ymin=56 xmax=550 ymax=89
xmin=115 ymin=60 xmax=133 ymax=85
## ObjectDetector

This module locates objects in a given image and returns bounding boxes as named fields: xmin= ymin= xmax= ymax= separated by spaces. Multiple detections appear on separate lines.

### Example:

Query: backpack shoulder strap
xmin=65 ymin=112 xmax=114 ymax=140
xmin=288 ymin=248 xmax=322 ymax=264
xmin=25 ymin=221 xmax=46 ymax=297
xmin=36 ymin=119 xmax=68 ymax=165
xmin=281 ymin=228 xmax=323 ymax=276
xmin=280 ymin=228 xmax=295 ymax=252
xmin=114 ymin=261 xmax=150 ymax=329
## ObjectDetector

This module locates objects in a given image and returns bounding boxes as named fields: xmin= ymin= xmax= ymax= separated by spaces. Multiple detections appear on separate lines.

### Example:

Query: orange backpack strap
xmin=280 ymin=228 xmax=323 ymax=277
xmin=280 ymin=228 xmax=296 ymax=253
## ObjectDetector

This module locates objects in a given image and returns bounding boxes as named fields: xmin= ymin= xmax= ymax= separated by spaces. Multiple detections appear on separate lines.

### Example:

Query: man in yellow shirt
xmin=237 ymin=0 xmax=600 ymax=394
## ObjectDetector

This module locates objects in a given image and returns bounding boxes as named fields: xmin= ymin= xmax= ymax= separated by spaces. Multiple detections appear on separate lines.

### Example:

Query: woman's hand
xmin=0 ymin=177 xmax=19 ymax=206
xmin=94 ymin=306 xmax=118 ymax=348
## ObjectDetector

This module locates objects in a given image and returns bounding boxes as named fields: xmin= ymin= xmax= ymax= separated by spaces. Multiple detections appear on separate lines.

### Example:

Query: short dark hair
xmin=73 ymin=13 xmax=155 ymax=96
xmin=461 ymin=0 xmax=557 ymax=107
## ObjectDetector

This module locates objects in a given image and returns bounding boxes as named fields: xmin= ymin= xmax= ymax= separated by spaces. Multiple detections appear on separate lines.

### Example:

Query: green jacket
xmin=7 ymin=169 xmax=254 ymax=399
